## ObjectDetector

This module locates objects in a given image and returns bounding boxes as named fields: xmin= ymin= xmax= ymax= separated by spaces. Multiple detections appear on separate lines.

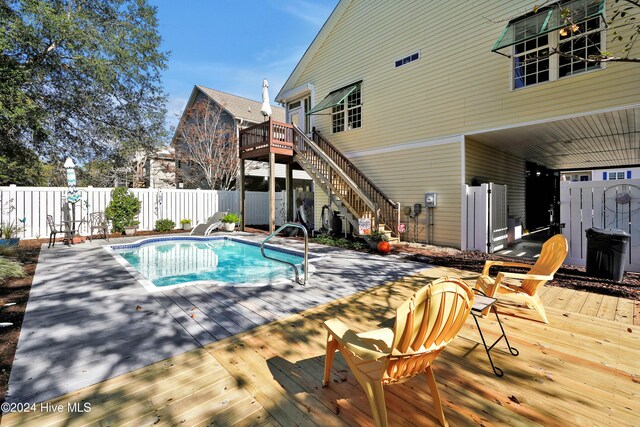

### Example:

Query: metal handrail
xmin=260 ymin=223 xmax=309 ymax=285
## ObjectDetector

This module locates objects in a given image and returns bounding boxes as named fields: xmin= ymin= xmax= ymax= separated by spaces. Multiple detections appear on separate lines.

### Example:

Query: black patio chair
xmin=46 ymin=215 xmax=63 ymax=248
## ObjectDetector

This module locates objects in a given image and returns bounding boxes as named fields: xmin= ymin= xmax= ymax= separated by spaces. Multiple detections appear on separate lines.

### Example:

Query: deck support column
xmin=286 ymin=163 xmax=294 ymax=222
xmin=269 ymin=152 xmax=276 ymax=233
xmin=239 ymin=158 xmax=245 ymax=231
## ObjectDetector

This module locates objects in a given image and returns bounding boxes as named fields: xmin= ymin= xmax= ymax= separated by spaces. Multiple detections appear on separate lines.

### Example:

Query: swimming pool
xmin=107 ymin=236 xmax=313 ymax=291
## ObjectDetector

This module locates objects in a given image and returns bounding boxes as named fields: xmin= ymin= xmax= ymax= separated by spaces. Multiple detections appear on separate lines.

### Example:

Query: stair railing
xmin=311 ymin=129 xmax=400 ymax=236
xmin=291 ymin=127 xmax=377 ymax=220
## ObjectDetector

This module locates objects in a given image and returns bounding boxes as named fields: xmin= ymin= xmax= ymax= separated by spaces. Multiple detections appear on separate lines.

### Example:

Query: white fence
xmin=560 ymin=179 xmax=640 ymax=272
xmin=462 ymin=183 xmax=508 ymax=253
xmin=0 ymin=186 xmax=305 ymax=239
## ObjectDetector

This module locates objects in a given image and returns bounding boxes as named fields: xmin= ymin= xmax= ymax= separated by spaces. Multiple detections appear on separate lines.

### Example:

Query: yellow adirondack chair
xmin=322 ymin=277 xmax=474 ymax=427
xmin=475 ymin=233 xmax=568 ymax=323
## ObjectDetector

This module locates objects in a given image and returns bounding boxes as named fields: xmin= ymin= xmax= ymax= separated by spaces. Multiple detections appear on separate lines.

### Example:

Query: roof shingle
xmin=196 ymin=85 xmax=285 ymax=124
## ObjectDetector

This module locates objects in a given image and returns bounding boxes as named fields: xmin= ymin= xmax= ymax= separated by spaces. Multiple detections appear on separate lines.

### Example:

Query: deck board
xmin=5 ymin=269 xmax=638 ymax=427
xmin=596 ymin=295 xmax=620 ymax=321
xmin=562 ymin=289 xmax=589 ymax=313
xmin=615 ymin=298 xmax=635 ymax=323
xmin=581 ymin=292 xmax=605 ymax=317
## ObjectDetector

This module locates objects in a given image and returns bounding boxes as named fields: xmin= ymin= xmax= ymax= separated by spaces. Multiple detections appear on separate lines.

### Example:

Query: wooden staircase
xmin=290 ymin=126 xmax=400 ymax=242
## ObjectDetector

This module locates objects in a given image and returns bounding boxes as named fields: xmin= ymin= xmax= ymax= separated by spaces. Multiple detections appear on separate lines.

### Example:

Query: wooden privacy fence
xmin=560 ymin=179 xmax=640 ymax=272
xmin=0 ymin=186 xmax=308 ymax=240
xmin=462 ymin=183 xmax=508 ymax=253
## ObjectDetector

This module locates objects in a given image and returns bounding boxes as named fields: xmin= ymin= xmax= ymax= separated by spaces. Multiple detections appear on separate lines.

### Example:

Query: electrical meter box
xmin=425 ymin=192 xmax=437 ymax=208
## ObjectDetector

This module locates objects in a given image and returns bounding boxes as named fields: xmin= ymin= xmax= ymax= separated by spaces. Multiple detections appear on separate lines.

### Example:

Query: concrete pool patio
xmin=2 ymin=233 xmax=639 ymax=426
xmin=4 ymin=233 xmax=430 ymax=405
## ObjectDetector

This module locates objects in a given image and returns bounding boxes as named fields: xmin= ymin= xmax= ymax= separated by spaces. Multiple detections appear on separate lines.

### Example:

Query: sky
xmin=148 ymin=0 xmax=339 ymax=131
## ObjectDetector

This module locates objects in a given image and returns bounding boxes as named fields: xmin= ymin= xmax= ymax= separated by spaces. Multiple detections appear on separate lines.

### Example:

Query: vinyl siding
xmin=464 ymin=138 xmax=526 ymax=224
xmin=296 ymin=1 xmax=639 ymax=154
xmin=352 ymin=142 xmax=463 ymax=247
xmin=283 ymin=0 xmax=639 ymax=247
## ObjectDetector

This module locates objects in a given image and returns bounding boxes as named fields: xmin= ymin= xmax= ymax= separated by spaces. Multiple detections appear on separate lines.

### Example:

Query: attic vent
xmin=395 ymin=52 xmax=420 ymax=68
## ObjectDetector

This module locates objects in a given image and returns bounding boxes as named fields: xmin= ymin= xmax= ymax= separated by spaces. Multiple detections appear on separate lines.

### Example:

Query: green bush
xmin=105 ymin=188 xmax=141 ymax=233
xmin=311 ymin=235 xmax=368 ymax=251
xmin=0 ymin=257 xmax=25 ymax=282
xmin=155 ymin=219 xmax=176 ymax=232
xmin=221 ymin=213 xmax=240 ymax=223
xmin=180 ymin=219 xmax=191 ymax=225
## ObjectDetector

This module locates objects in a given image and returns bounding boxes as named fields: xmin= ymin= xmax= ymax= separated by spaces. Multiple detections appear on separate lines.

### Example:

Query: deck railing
xmin=239 ymin=118 xmax=294 ymax=158
xmin=238 ymin=119 xmax=399 ymax=237
xmin=291 ymin=127 xmax=376 ymax=225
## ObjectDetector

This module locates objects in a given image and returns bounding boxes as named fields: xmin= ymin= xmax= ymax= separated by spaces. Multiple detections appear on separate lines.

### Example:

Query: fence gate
xmin=560 ymin=179 xmax=640 ymax=272
xmin=463 ymin=183 xmax=508 ymax=253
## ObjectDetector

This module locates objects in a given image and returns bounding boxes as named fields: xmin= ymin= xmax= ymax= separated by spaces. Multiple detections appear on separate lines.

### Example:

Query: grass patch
xmin=0 ymin=257 xmax=25 ymax=282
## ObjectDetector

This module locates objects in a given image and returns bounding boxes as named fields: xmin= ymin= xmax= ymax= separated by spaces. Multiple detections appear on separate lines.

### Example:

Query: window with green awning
xmin=307 ymin=81 xmax=362 ymax=115
xmin=492 ymin=0 xmax=605 ymax=54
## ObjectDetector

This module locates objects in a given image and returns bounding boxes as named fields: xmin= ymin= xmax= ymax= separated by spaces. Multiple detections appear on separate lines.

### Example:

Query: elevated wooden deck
xmin=4 ymin=266 xmax=639 ymax=426
xmin=239 ymin=118 xmax=294 ymax=162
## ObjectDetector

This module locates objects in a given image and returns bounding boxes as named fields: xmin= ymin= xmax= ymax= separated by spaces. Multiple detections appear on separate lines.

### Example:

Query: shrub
xmin=311 ymin=235 xmax=368 ymax=251
xmin=105 ymin=188 xmax=141 ymax=233
xmin=1 ymin=222 xmax=22 ymax=239
xmin=0 ymin=257 xmax=25 ymax=282
xmin=155 ymin=219 xmax=176 ymax=232
xmin=180 ymin=219 xmax=191 ymax=225
xmin=221 ymin=213 xmax=240 ymax=223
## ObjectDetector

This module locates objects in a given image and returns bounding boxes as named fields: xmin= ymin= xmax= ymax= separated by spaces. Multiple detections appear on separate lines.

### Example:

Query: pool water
xmin=112 ymin=238 xmax=305 ymax=288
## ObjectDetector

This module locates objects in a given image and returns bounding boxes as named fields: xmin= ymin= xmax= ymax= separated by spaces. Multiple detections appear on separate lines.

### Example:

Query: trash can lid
xmin=585 ymin=227 xmax=630 ymax=237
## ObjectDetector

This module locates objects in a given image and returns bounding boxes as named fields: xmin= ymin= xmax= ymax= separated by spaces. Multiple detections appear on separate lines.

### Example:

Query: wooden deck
xmin=3 ymin=266 xmax=639 ymax=426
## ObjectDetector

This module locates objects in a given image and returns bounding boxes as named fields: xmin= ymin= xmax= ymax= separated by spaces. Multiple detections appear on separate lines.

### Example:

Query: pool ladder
xmin=261 ymin=223 xmax=308 ymax=285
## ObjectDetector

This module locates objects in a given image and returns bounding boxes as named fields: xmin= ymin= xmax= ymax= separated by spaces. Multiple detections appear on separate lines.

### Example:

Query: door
xmin=287 ymin=100 xmax=305 ymax=133
xmin=464 ymin=183 xmax=508 ymax=253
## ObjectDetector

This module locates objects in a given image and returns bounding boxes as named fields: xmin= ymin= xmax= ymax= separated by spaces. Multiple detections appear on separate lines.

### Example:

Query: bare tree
xmin=173 ymin=99 xmax=239 ymax=190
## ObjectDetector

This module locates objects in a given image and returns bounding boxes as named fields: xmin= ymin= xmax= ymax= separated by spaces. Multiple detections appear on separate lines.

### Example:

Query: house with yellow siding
xmin=270 ymin=0 xmax=639 ymax=251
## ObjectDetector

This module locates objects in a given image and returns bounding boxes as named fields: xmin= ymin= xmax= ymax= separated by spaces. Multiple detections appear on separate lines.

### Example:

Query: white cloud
xmin=271 ymin=0 xmax=335 ymax=27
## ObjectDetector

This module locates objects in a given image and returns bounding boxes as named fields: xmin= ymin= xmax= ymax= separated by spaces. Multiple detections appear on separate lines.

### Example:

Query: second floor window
xmin=492 ymin=0 xmax=606 ymax=89
xmin=332 ymin=85 xmax=362 ymax=133
xmin=513 ymin=14 xmax=603 ymax=88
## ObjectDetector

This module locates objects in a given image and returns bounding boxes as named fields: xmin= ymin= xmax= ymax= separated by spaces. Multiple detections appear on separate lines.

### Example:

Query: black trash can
xmin=585 ymin=228 xmax=630 ymax=282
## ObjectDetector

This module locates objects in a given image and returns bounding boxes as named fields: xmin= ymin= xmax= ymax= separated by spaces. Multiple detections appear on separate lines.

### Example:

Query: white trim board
xmin=346 ymin=135 xmax=462 ymax=158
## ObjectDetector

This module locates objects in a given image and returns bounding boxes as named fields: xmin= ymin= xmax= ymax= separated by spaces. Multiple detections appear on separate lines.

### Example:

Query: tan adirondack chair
xmin=475 ymin=233 xmax=568 ymax=323
xmin=322 ymin=277 xmax=474 ymax=427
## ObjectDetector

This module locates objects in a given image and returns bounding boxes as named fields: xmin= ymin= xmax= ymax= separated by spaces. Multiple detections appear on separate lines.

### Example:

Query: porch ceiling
xmin=466 ymin=106 xmax=639 ymax=170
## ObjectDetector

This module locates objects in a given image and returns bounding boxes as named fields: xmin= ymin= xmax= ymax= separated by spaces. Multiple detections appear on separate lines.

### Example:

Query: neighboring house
xmin=144 ymin=147 xmax=176 ymax=189
xmin=272 ymin=0 xmax=639 ymax=249
xmin=125 ymin=147 xmax=176 ymax=189
xmin=561 ymin=167 xmax=640 ymax=181
xmin=173 ymin=85 xmax=312 ymax=190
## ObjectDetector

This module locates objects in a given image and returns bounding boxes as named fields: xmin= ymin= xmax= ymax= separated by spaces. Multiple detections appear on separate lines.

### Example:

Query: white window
xmin=308 ymin=82 xmax=361 ymax=133
xmin=558 ymin=16 xmax=602 ymax=77
xmin=513 ymin=14 xmax=603 ymax=89
xmin=493 ymin=0 xmax=606 ymax=89
xmin=332 ymin=85 xmax=361 ymax=133
xmin=607 ymin=171 xmax=626 ymax=180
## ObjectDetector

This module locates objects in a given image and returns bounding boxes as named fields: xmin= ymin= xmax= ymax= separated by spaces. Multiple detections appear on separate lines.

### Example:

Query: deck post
xmin=286 ymin=163 xmax=294 ymax=221
xmin=239 ymin=158 xmax=245 ymax=231
xmin=269 ymin=152 xmax=276 ymax=233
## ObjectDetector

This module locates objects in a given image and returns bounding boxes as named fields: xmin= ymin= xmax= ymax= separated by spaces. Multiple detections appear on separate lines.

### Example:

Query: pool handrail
xmin=261 ymin=223 xmax=309 ymax=285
